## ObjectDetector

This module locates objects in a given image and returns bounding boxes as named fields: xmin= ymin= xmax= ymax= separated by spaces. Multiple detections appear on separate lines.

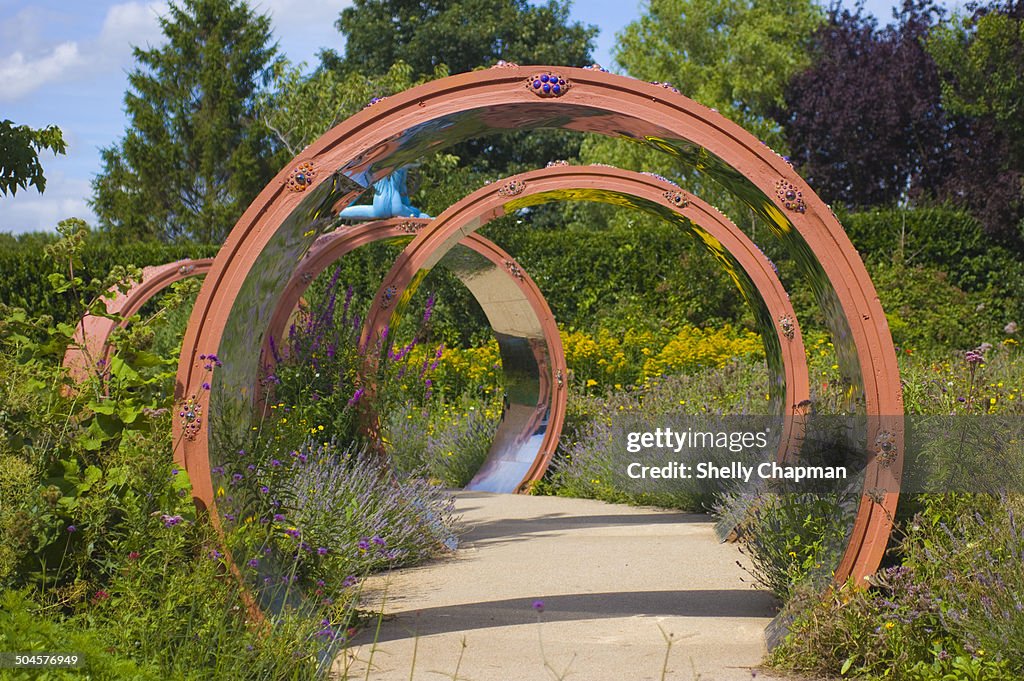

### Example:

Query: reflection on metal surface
xmin=433 ymin=247 xmax=553 ymax=492
xmin=177 ymin=66 xmax=902 ymax=591
xmin=365 ymin=166 xmax=812 ymax=492
xmin=259 ymin=218 xmax=567 ymax=495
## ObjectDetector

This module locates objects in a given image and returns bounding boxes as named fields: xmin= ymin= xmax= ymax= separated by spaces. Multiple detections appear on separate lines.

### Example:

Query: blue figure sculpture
xmin=338 ymin=166 xmax=431 ymax=220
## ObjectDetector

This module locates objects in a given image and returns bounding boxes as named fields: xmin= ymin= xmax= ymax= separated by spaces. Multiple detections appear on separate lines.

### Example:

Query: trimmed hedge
xmin=0 ymin=231 xmax=218 ymax=324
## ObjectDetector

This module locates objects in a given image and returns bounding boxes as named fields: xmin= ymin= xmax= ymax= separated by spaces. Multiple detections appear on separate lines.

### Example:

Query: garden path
xmin=336 ymin=492 xmax=785 ymax=681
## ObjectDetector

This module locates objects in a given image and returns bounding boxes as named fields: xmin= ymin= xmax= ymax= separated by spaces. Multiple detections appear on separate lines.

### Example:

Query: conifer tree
xmin=92 ymin=0 xmax=281 ymax=243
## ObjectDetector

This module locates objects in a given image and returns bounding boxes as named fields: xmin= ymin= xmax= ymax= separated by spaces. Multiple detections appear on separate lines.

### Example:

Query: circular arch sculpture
xmin=362 ymin=167 xmax=813 ymax=489
xmin=174 ymin=65 xmax=902 ymax=585
xmin=261 ymin=217 xmax=568 ymax=493
xmin=63 ymin=258 xmax=213 ymax=384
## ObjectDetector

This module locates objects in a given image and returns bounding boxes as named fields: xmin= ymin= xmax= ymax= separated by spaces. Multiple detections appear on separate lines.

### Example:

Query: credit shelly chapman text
xmin=625 ymin=461 xmax=848 ymax=483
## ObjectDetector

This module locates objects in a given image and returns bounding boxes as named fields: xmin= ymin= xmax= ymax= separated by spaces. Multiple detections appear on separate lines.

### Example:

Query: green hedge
xmin=0 ymin=231 xmax=218 ymax=324
xmin=3 ymin=204 xmax=1020 ymax=353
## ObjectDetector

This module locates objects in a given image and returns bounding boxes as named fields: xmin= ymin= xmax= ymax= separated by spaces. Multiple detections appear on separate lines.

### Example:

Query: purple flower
xmin=211 ymin=466 xmax=225 ymax=475
xmin=260 ymin=485 xmax=269 ymax=494
xmin=317 ymin=547 xmax=328 ymax=556
xmin=273 ymin=513 xmax=286 ymax=522
xmin=270 ymin=459 xmax=281 ymax=467
xmin=66 ymin=525 xmax=77 ymax=533
xmin=232 ymin=473 xmax=243 ymax=482
xmin=357 ymin=539 xmax=370 ymax=551
xmin=208 ymin=549 xmax=223 ymax=560
xmin=247 ymin=558 xmax=259 ymax=568
xmin=371 ymin=535 xmax=386 ymax=547
xmin=348 ymin=387 xmax=365 ymax=406
xmin=171 ymin=468 xmax=179 ymax=476
xmin=342 ymin=575 xmax=358 ymax=588
xmin=423 ymin=293 xmax=435 ymax=324
xmin=201 ymin=382 xmax=211 ymax=391
xmin=532 ymin=599 xmax=545 ymax=613
xmin=161 ymin=514 xmax=184 ymax=528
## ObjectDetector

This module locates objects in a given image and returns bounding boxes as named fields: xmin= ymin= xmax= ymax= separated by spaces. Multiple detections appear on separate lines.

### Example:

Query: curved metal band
xmin=364 ymin=169 xmax=812 ymax=491
xmin=63 ymin=259 xmax=213 ymax=384
xmin=261 ymin=218 xmax=567 ymax=493
xmin=173 ymin=65 xmax=902 ymax=584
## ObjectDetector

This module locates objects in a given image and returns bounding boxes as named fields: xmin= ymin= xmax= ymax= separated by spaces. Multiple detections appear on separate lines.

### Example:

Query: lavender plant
xmin=384 ymin=392 xmax=503 ymax=487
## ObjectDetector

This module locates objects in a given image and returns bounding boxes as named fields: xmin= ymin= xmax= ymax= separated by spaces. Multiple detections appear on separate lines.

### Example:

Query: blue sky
xmin=0 ymin=0 xmax=966 ymax=235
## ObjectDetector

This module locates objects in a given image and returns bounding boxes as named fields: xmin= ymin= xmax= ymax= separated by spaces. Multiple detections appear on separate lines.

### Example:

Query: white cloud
xmin=0 ymin=42 xmax=82 ymax=102
xmin=0 ymin=2 xmax=169 ymax=103
xmin=98 ymin=1 xmax=167 ymax=55
xmin=0 ymin=172 xmax=96 ymax=235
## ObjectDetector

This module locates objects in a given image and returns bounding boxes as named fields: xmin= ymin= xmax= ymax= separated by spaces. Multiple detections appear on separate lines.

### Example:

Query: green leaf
xmin=841 ymin=656 xmax=854 ymax=675
xmin=79 ymin=465 xmax=102 ymax=492
xmin=89 ymin=402 xmax=117 ymax=415
xmin=46 ymin=272 xmax=71 ymax=294
xmin=108 ymin=355 xmax=140 ymax=383
xmin=104 ymin=466 xmax=130 ymax=489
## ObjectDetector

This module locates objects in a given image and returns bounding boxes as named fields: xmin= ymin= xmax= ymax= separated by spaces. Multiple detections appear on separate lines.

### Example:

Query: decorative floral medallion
xmin=774 ymin=179 xmax=806 ymax=213
xmin=663 ymin=190 xmax=689 ymax=208
xmin=778 ymin=314 xmax=796 ymax=341
xmin=380 ymin=285 xmax=398 ymax=310
xmin=178 ymin=395 xmax=203 ymax=440
xmin=504 ymin=259 xmax=525 ymax=281
xmin=526 ymin=73 xmax=570 ymax=98
xmin=497 ymin=178 xmax=526 ymax=197
xmin=873 ymin=431 xmax=898 ymax=468
xmin=286 ymin=161 xmax=316 ymax=193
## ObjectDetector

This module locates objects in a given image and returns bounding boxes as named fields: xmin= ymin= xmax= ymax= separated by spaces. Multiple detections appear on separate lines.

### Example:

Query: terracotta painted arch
xmin=63 ymin=259 xmax=213 ymax=384
xmin=260 ymin=217 xmax=568 ymax=493
xmin=173 ymin=65 xmax=902 ymax=585
xmin=362 ymin=167 xmax=813 ymax=481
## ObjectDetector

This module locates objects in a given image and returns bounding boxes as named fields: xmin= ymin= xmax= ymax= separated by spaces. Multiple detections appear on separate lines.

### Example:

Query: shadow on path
xmin=352 ymin=589 xmax=779 ymax=644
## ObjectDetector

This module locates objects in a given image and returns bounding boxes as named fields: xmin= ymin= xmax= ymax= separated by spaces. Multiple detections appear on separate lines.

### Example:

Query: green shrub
xmin=0 ymin=589 xmax=163 ymax=679
xmin=0 ymin=225 xmax=217 ymax=326
xmin=385 ymin=392 xmax=502 ymax=487
xmin=721 ymin=490 xmax=856 ymax=601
